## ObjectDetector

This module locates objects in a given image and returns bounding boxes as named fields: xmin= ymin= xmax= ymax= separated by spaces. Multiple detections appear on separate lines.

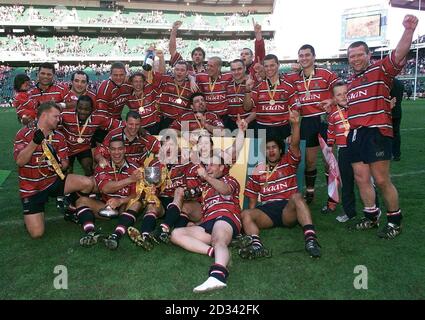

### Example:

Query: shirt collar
xmin=122 ymin=127 xmax=140 ymax=144
xmin=300 ymin=66 xmax=316 ymax=78
xmin=36 ymin=82 xmax=54 ymax=92
xmin=111 ymin=159 xmax=129 ymax=172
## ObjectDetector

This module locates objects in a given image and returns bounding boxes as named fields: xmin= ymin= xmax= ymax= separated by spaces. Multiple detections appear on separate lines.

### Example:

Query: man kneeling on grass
xmin=75 ymin=137 xmax=144 ymax=250
xmin=14 ymin=101 xmax=94 ymax=239
xmin=236 ymin=109 xmax=321 ymax=259
xmin=170 ymin=155 xmax=241 ymax=293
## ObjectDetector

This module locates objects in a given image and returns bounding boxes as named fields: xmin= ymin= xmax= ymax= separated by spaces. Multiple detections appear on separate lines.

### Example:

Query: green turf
xmin=0 ymin=102 xmax=424 ymax=300
xmin=0 ymin=170 xmax=11 ymax=187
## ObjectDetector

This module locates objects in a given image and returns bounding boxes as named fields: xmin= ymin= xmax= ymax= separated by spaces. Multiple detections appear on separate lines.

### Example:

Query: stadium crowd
xmin=0 ymin=34 xmax=275 ymax=61
xmin=0 ymin=4 xmax=24 ymax=22
xmin=0 ymin=4 xmax=270 ymax=30
xmin=8 ymin=15 xmax=418 ymax=294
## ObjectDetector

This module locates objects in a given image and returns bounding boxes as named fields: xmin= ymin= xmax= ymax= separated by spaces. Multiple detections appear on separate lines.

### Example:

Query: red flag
xmin=318 ymin=134 xmax=341 ymax=203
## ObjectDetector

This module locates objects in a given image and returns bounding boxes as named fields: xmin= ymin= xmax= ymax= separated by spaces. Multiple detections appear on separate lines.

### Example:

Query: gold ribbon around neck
xmin=40 ymin=138 xmax=65 ymax=180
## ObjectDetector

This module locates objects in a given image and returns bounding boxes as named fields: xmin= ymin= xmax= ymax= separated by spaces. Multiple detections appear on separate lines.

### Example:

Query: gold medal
xmin=263 ymin=181 xmax=268 ymax=188
xmin=135 ymin=90 xmax=145 ymax=114
xmin=267 ymin=78 xmax=279 ymax=106
xmin=174 ymin=80 xmax=187 ymax=105
xmin=302 ymin=70 xmax=313 ymax=97
xmin=76 ymin=115 xmax=89 ymax=145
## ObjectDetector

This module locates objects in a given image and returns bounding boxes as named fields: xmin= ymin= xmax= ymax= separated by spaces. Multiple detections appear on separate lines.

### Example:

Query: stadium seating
xmin=0 ymin=5 xmax=272 ymax=31
xmin=0 ymin=35 xmax=277 ymax=62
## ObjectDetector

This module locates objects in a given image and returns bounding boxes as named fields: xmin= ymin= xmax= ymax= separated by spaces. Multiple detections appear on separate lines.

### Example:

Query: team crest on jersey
xmin=361 ymin=75 xmax=368 ymax=84
xmin=313 ymin=81 xmax=320 ymax=89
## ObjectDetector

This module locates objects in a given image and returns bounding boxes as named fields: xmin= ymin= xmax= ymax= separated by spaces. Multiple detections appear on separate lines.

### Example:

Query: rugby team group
xmin=11 ymin=15 xmax=418 ymax=292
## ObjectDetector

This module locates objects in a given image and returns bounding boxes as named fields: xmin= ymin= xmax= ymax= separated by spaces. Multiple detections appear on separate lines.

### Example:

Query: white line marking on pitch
xmin=400 ymin=128 xmax=425 ymax=131
xmin=391 ymin=169 xmax=425 ymax=177
xmin=1 ymin=171 xmax=425 ymax=227
xmin=311 ymin=169 xmax=425 ymax=189
xmin=0 ymin=215 xmax=63 ymax=227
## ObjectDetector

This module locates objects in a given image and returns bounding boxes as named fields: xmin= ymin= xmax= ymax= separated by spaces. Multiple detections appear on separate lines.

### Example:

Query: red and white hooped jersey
xmin=346 ymin=51 xmax=405 ymax=137
xmin=200 ymin=174 xmax=242 ymax=232
xmin=157 ymin=74 xmax=192 ymax=119
xmin=327 ymin=105 xmax=349 ymax=147
xmin=96 ymin=79 xmax=133 ymax=119
xmin=195 ymin=72 xmax=233 ymax=118
xmin=148 ymin=157 xmax=192 ymax=198
xmin=94 ymin=159 xmax=138 ymax=202
xmin=126 ymin=87 xmax=160 ymax=129
xmin=95 ymin=127 xmax=160 ymax=167
xmin=13 ymin=91 xmax=38 ymax=120
xmin=244 ymin=148 xmax=300 ymax=203
xmin=226 ymin=79 xmax=251 ymax=121
xmin=28 ymin=83 xmax=68 ymax=105
xmin=14 ymin=127 xmax=68 ymax=199
xmin=59 ymin=110 xmax=123 ymax=156
xmin=286 ymin=67 xmax=338 ymax=118
xmin=251 ymin=76 xmax=298 ymax=127
xmin=170 ymin=111 xmax=224 ymax=132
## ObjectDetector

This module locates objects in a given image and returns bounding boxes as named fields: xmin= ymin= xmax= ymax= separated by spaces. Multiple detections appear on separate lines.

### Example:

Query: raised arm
xmin=288 ymin=109 xmax=301 ymax=157
xmin=243 ymin=77 xmax=255 ymax=112
xmin=155 ymin=49 xmax=166 ymax=74
xmin=169 ymin=21 xmax=182 ymax=60
xmin=197 ymin=166 xmax=232 ymax=196
xmin=225 ymin=114 xmax=247 ymax=163
xmin=394 ymin=15 xmax=419 ymax=65
xmin=254 ymin=22 xmax=265 ymax=63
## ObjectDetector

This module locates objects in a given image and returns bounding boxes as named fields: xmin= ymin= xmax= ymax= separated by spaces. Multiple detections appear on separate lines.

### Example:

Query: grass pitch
xmin=0 ymin=101 xmax=424 ymax=300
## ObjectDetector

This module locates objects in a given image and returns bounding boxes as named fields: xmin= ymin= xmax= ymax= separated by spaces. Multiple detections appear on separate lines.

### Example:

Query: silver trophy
xmin=99 ymin=205 xmax=119 ymax=218
xmin=144 ymin=166 xmax=162 ymax=185
xmin=143 ymin=166 xmax=164 ymax=208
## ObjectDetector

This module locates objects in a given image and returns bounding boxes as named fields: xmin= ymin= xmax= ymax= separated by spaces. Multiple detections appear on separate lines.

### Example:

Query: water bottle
xmin=143 ymin=50 xmax=155 ymax=71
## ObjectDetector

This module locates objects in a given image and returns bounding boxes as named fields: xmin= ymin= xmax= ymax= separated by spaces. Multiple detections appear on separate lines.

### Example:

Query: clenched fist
xmin=403 ymin=14 xmax=418 ymax=31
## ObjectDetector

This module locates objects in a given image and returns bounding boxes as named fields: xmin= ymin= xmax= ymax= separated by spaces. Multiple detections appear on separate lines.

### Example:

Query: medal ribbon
xmin=266 ymin=79 xmax=279 ymax=102
xmin=264 ymin=163 xmax=279 ymax=187
xmin=76 ymin=114 xmax=90 ymax=142
xmin=194 ymin=112 xmax=204 ymax=130
xmin=208 ymin=77 xmax=218 ymax=92
xmin=175 ymin=81 xmax=187 ymax=100
xmin=302 ymin=71 xmax=313 ymax=94
xmin=41 ymin=138 xmax=65 ymax=180
xmin=336 ymin=105 xmax=350 ymax=134
xmin=136 ymin=90 xmax=145 ymax=110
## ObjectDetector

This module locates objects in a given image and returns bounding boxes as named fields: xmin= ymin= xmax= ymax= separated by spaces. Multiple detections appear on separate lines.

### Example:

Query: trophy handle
xmin=126 ymin=167 xmax=146 ymax=210
xmin=160 ymin=166 xmax=169 ymax=192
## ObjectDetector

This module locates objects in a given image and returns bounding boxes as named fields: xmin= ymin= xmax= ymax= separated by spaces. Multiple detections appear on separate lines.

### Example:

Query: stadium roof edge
xmin=117 ymin=0 xmax=274 ymax=13
xmin=389 ymin=0 xmax=424 ymax=11
xmin=0 ymin=0 xmax=275 ymax=14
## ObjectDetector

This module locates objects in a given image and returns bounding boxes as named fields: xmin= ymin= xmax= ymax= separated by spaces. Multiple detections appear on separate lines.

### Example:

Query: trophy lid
xmin=144 ymin=166 xmax=162 ymax=184
xmin=98 ymin=205 xmax=119 ymax=218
